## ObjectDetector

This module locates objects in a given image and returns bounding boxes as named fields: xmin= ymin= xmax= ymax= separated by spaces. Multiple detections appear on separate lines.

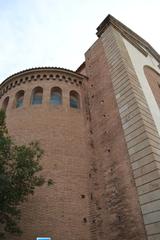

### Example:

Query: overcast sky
xmin=0 ymin=0 xmax=159 ymax=82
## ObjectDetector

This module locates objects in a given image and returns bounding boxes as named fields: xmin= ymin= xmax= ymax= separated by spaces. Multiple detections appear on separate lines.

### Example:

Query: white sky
xmin=0 ymin=0 xmax=160 ymax=83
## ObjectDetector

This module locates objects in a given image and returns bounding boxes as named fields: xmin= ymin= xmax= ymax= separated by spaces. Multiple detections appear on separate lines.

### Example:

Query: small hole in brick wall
xmin=90 ymin=141 xmax=94 ymax=148
xmin=91 ymin=95 xmax=94 ymax=99
xmin=81 ymin=194 xmax=85 ymax=199
xmin=90 ymin=130 xmax=93 ymax=134
xmin=101 ymin=100 xmax=104 ymax=104
xmin=83 ymin=218 xmax=87 ymax=223
xmin=107 ymin=149 xmax=110 ymax=152
xmin=92 ymin=220 xmax=96 ymax=223
xmin=91 ymin=193 xmax=93 ymax=200
xmin=93 ymin=167 xmax=97 ymax=173
xmin=89 ymin=173 xmax=91 ymax=178
xmin=91 ymin=84 xmax=93 ymax=87
xmin=118 ymin=215 xmax=121 ymax=222
xmin=103 ymin=114 xmax=106 ymax=117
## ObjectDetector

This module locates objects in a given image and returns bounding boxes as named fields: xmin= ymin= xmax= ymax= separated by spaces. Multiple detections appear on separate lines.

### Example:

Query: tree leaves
xmin=0 ymin=110 xmax=45 ymax=238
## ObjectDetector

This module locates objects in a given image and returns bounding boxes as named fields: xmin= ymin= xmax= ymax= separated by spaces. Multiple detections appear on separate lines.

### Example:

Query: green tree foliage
xmin=0 ymin=110 xmax=45 ymax=238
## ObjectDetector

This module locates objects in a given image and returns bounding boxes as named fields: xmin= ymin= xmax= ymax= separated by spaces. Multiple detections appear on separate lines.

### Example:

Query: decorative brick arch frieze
xmin=0 ymin=67 xmax=90 ymax=240
xmin=0 ymin=67 xmax=86 ymax=99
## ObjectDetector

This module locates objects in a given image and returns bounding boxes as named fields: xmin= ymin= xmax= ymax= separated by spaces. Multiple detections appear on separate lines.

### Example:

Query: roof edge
xmin=1 ymin=66 xmax=87 ymax=87
xmin=76 ymin=62 xmax=86 ymax=73
xmin=96 ymin=14 xmax=112 ymax=37
xmin=96 ymin=14 xmax=160 ymax=63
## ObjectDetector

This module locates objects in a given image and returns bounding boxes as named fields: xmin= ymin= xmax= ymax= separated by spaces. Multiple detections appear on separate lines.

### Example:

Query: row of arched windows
xmin=1 ymin=87 xmax=80 ymax=110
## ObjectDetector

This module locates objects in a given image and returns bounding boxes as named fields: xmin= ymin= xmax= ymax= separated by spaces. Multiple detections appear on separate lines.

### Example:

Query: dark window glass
xmin=50 ymin=87 xmax=62 ymax=105
xmin=16 ymin=96 xmax=23 ymax=108
xmin=70 ymin=96 xmax=78 ymax=108
xmin=70 ymin=91 xmax=80 ymax=109
xmin=32 ymin=87 xmax=43 ymax=105
xmin=16 ymin=90 xmax=25 ymax=108
xmin=2 ymin=96 xmax=9 ymax=111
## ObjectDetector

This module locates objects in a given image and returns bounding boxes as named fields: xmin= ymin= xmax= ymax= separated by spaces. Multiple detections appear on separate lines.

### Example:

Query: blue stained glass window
xmin=32 ymin=87 xmax=43 ymax=105
xmin=50 ymin=87 xmax=62 ymax=105
xmin=16 ymin=97 xmax=23 ymax=108
xmin=70 ymin=90 xmax=80 ymax=109
xmin=70 ymin=97 xmax=78 ymax=108
xmin=32 ymin=94 xmax=42 ymax=105
xmin=36 ymin=238 xmax=51 ymax=240
xmin=36 ymin=237 xmax=51 ymax=240
xmin=15 ymin=90 xmax=25 ymax=108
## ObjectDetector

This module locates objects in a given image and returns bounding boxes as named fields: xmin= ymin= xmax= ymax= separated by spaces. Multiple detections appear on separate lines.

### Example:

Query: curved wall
xmin=0 ymin=68 xmax=91 ymax=240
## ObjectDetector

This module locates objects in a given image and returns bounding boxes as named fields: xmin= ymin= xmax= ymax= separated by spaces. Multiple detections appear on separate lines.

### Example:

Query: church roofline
xmin=96 ymin=14 xmax=160 ymax=63
xmin=0 ymin=66 xmax=87 ymax=88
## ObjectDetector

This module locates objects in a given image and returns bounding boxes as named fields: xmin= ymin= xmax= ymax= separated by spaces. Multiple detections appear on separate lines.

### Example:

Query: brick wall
xmin=0 ymin=69 xmax=91 ymax=240
xmin=82 ymin=34 xmax=147 ymax=239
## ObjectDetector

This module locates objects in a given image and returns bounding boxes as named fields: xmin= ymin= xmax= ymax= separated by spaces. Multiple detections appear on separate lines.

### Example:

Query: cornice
xmin=1 ymin=67 xmax=87 ymax=86
xmin=0 ymin=67 xmax=88 ymax=99
xmin=96 ymin=14 xmax=160 ymax=63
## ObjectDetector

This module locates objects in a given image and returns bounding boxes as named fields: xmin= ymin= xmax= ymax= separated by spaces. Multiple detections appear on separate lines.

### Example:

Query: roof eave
xmin=96 ymin=14 xmax=160 ymax=63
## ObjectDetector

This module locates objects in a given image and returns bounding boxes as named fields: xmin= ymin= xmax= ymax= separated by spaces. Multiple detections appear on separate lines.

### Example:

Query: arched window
xmin=15 ymin=90 xmax=25 ymax=108
xmin=31 ymin=87 xmax=43 ymax=105
xmin=70 ymin=90 xmax=80 ymax=109
xmin=2 ymin=96 xmax=9 ymax=111
xmin=50 ymin=87 xmax=62 ymax=105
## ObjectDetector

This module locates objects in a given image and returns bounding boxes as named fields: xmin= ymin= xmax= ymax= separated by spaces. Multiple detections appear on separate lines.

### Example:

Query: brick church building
xmin=0 ymin=15 xmax=160 ymax=240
